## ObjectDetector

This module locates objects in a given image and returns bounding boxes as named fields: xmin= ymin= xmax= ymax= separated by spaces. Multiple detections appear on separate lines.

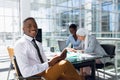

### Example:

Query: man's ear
xmin=23 ymin=26 xmax=25 ymax=31
xmin=22 ymin=27 xmax=25 ymax=34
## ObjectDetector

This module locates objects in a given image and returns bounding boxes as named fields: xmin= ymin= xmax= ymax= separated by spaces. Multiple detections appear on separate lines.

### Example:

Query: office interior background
xmin=0 ymin=0 xmax=120 ymax=79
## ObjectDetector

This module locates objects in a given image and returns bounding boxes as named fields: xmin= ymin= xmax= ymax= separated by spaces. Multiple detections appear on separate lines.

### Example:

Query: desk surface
xmin=66 ymin=52 xmax=103 ymax=63
xmin=45 ymin=51 xmax=103 ymax=62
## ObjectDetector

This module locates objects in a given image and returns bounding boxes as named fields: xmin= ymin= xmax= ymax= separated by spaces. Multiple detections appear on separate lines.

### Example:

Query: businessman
xmin=14 ymin=17 xmax=82 ymax=80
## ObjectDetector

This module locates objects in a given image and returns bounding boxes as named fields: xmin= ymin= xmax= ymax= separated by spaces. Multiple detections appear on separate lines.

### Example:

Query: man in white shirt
xmin=14 ymin=17 xmax=82 ymax=80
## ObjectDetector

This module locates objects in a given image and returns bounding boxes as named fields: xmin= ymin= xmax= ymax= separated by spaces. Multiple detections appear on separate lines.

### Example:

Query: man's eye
xmin=27 ymin=24 xmax=32 ymax=27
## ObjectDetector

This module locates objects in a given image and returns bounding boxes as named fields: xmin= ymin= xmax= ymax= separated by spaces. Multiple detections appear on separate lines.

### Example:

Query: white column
xmin=98 ymin=0 xmax=102 ymax=37
xmin=19 ymin=0 xmax=31 ymax=35
xmin=79 ymin=0 xmax=82 ymax=28
xmin=84 ymin=0 xmax=92 ymax=31
xmin=20 ymin=0 xmax=31 ymax=26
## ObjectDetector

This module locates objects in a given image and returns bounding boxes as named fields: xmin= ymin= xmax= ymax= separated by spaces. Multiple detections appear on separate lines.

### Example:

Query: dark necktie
xmin=32 ymin=39 xmax=44 ymax=63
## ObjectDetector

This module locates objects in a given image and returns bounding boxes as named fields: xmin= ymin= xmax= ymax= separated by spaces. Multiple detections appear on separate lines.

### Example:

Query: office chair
xmin=7 ymin=46 xmax=15 ymax=80
xmin=13 ymin=56 xmax=42 ymax=80
xmin=7 ymin=47 xmax=42 ymax=80
xmin=96 ymin=44 xmax=117 ymax=80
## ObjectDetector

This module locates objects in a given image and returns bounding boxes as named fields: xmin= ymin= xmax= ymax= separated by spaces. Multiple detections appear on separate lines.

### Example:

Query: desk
xmin=72 ymin=59 xmax=96 ymax=80
xmin=67 ymin=53 xmax=103 ymax=80
xmin=46 ymin=51 xmax=102 ymax=80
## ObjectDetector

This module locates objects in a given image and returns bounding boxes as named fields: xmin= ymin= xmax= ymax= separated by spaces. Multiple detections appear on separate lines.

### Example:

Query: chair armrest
xmin=17 ymin=75 xmax=43 ymax=79
xmin=103 ymin=55 xmax=114 ymax=58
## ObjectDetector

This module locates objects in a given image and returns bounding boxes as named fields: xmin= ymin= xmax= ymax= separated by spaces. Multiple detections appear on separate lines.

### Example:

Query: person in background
xmin=14 ymin=17 xmax=83 ymax=80
xmin=75 ymin=28 xmax=110 ymax=76
xmin=66 ymin=24 xmax=81 ymax=48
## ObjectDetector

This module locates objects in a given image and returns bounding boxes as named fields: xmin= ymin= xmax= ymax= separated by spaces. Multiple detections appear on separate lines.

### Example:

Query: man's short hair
xmin=23 ymin=17 xmax=36 ymax=24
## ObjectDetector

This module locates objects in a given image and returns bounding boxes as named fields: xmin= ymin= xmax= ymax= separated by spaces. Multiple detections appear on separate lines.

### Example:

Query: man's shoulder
xmin=15 ymin=37 xmax=27 ymax=46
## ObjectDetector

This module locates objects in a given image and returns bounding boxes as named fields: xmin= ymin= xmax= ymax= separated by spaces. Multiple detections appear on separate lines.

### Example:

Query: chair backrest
xmin=13 ymin=56 xmax=23 ymax=77
xmin=7 ymin=46 xmax=14 ymax=60
xmin=58 ymin=40 xmax=66 ymax=52
xmin=101 ymin=44 xmax=116 ymax=58
xmin=7 ymin=47 xmax=23 ymax=77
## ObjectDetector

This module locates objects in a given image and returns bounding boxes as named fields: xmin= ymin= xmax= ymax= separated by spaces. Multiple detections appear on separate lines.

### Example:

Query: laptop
xmin=58 ymin=40 xmax=66 ymax=52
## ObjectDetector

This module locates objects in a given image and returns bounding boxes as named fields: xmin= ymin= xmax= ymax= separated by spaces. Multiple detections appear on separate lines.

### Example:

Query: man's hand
xmin=48 ymin=49 xmax=67 ymax=66
xmin=48 ymin=56 xmax=61 ymax=66
xmin=59 ymin=48 xmax=67 ymax=59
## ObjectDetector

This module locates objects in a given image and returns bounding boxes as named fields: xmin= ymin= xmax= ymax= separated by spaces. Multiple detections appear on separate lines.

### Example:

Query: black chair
xmin=13 ymin=56 xmax=42 ymax=80
xmin=96 ymin=44 xmax=117 ymax=80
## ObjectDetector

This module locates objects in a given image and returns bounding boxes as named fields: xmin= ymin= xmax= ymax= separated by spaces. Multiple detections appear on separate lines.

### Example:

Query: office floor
xmin=0 ymin=46 xmax=120 ymax=80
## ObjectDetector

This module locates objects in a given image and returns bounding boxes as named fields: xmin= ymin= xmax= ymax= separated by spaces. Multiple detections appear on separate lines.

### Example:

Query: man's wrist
xmin=48 ymin=61 xmax=52 ymax=67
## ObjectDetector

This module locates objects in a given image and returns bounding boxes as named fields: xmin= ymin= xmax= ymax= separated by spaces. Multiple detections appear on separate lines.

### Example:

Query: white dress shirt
xmin=14 ymin=34 xmax=49 ymax=77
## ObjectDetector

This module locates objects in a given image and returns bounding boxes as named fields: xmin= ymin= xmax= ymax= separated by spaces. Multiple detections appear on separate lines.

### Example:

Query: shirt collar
xmin=23 ymin=34 xmax=35 ymax=42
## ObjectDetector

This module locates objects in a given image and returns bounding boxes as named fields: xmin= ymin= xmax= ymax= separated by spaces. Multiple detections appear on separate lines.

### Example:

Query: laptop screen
xmin=58 ymin=40 xmax=66 ymax=52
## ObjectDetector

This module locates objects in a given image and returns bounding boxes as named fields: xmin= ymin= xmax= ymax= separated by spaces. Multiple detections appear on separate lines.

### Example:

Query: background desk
xmin=72 ymin=59 xmax=96 ymax=80
xmin=45 ymin=51 xmax=101 ymax=80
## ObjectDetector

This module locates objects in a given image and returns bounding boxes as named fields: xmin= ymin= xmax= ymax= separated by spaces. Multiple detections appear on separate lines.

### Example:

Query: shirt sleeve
xmin=66 ymin=35 xmax=71 ymax=47
xmin=14 ymin=41 xmax=49 ymax=78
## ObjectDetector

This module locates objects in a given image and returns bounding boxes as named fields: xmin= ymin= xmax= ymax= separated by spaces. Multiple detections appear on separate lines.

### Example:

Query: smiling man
xmin=14 ymin=17 xmax=82 ymax=80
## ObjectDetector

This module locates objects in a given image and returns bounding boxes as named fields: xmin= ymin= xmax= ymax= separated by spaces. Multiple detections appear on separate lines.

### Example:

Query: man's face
xmin=23 ymin=19 xmax=38 ymax=38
